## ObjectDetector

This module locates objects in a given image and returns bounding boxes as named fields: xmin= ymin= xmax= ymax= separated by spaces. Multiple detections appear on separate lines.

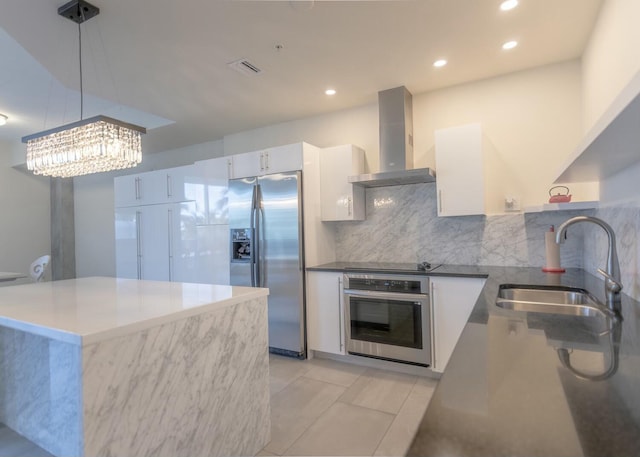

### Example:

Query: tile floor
xmin=261 ymin=355 xmax=438 ymax=456
xmin=0 ymin=355 xmax=437 ymax=457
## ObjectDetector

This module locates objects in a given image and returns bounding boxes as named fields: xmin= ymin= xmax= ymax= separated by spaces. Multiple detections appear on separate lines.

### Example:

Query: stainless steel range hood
xmin=349 ymin=86 xmax=436 ymax=188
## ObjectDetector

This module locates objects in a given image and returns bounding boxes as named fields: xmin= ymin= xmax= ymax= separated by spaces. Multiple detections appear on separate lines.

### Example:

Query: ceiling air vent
xmin=228 ymin=59 xmax=263 ymax=76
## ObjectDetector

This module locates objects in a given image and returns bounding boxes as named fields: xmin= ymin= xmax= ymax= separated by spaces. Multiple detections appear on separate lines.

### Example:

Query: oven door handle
xmin=343 ymin=289 xmax=428 ymax=302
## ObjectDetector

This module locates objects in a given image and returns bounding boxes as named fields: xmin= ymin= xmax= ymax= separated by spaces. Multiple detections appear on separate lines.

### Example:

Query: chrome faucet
xmin=556 ymin=216 xmax=623 ymax=314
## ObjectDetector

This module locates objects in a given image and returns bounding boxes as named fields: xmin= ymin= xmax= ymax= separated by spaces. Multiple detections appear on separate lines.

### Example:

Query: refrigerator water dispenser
xmin=230 ymin=228 xmax=253 ymax=263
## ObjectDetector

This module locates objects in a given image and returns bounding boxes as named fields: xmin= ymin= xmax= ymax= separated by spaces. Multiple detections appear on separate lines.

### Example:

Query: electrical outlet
xmin=504 ymin=196 xmax=521 ymax=212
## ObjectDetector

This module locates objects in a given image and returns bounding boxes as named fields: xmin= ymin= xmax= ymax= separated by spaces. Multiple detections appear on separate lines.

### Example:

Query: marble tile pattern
xmin=584 ymin=204 xmax=640 ymax=301
xmin=0 ymin=328 xmax=82 ymax=457
xmin=82 ymin=296 xmax=270 ymax=457
xmin=334 ymin=183 xmax=588 ymax=268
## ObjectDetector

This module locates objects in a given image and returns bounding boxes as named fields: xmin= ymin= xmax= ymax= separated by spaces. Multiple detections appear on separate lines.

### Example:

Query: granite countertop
xmin=308 ymin=262 xmax=640 ymax=456
xmin=0 ymin=277 xmax=268 ymax=345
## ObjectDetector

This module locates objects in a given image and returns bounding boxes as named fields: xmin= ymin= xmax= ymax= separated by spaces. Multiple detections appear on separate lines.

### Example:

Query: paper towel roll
xmin=542 ymin=231 xmax=565 ymax=273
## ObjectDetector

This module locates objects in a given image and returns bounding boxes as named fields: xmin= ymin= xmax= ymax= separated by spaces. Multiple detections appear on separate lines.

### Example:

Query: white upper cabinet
xmin=320 ymin=145 xmax=365 ymax=221
xmin=114 ymin=165 xmax=196 ymax=207
xmin=435 ymin=123 xmax=485 ymax=217
xmin=229 ymin=143 xmax=304 ymax=179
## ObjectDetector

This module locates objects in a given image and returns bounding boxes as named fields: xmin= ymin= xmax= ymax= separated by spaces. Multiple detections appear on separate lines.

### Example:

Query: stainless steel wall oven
xmin=343 ymin=273 xmax=431 ymax=367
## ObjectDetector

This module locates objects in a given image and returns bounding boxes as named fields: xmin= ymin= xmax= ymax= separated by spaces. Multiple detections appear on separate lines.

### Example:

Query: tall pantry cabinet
xmin=114 ymin=165 xmax=200 ymax=282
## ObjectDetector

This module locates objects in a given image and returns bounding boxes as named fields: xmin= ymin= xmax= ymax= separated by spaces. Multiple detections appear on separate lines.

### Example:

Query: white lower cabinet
xmin=115 ymin=202 xmax=198 ymax=282
xmin=306 ymin=271 xmax=346 ymax=355
xmin=430 ymin=276 xmax=486 ymax=372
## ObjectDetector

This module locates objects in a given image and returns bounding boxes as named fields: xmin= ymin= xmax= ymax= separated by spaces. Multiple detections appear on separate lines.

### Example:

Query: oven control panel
xmin=344 ymin=274 xmax=428 ymax=294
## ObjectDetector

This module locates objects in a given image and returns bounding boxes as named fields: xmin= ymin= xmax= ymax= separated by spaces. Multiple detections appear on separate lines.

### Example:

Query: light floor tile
xmin=302 ymin=357 xmax=367 ymax=387
xmin=339 ymin=368 xmax=417 ymax=414
xmin=269 ymin=354 xmax=313 ymax=396
xmin=255 ymin=449 xmax=278 ymax=456
xmin=373 ymin=377 xmax=437 ymax=456
xmin=284 ymin=401 xmax=394 ymax=456
xmin=264 ymin=376 xmax=346 ymax=455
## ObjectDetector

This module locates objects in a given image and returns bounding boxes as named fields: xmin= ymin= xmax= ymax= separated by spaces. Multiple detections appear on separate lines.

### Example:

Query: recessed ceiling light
xmin=500 ymin=0 xmax=518 ymax=11
xmin=325 ymin=89 xmax=336 ymax=96
xmin=0 ymin=114 xmax=7 ymax=126
xmin=433 ymin=59 xmax=447 ymax=68
xmin=502 ymin=40 xmax=518 ymax=50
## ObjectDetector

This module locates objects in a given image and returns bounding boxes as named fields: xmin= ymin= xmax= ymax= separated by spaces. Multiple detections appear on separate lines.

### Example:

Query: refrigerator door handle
xmin=254 ymin=184 xmax=264 ymax=287
xmin=249 ymin=185 xmax=258 ymax=287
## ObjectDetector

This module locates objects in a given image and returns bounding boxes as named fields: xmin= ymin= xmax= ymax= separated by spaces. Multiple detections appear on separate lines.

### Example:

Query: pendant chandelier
xmin=22 ymin=0 xmax=145 ymax=178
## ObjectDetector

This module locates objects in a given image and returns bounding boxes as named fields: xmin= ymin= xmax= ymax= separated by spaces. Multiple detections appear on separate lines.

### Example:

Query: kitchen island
xmin=0 ymin=277 xmax=270 ymax=457
xmin=407 ymin=266 xmax=640 ymax=457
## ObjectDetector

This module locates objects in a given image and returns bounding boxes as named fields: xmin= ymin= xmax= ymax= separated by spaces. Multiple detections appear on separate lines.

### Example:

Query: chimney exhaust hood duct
xmin=349 ymin=86 xmax=435 ymax=188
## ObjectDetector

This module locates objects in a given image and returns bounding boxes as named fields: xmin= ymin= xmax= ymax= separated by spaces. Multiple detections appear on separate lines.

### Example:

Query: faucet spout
xmin=556 ymin=216 xmax=622 ymax=315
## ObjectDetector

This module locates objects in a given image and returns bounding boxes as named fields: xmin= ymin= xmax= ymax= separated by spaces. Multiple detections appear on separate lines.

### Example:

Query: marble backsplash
xmin=584 ymin=204 xmax=640 ymax=301
xmin=333 ymin=183 xmax=590 ymax=269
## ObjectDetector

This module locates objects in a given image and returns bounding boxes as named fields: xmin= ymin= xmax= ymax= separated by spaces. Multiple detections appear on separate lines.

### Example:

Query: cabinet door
xmin=306 ymin=271 xmax=346 ymax=355
xmin=195 ymin=224 xmax=230 ymax=285
xmin=230 ymin=150 xmax=262 ymax=179
xmin=435 ymin=123 xmax=485 ymax=216
xmin=193 ymin=157 xmax=230 ymax=225
xmin=320 ymin=145 xmax=365 ymax=221
xmin=262 ymin=143 xmax=303 ymax=174
xmin=431 ymin=276 xmax=486 ymax=372
xmin=168 ymin=202 xmax=199 ymax=283
xmin=115 ymin=207 xmax=140 ymax=278
xmin=138 ymin=205 xmax=171 ymax=281
xmin=165 ymin=165 xmax=196 ymax=203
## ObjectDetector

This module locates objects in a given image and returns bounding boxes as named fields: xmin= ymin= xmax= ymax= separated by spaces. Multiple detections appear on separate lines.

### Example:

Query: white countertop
xmin=0 ymin=277 xmax=268 ymax=345
xmin=0 ymin=272 xmax=26 ymax=282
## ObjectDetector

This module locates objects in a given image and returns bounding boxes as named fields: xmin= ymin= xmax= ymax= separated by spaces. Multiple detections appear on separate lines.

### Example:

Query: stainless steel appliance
xmin=344 ymin=273 xmax=431 ymax=367
xmin=229 ymin=171 xmax=305 ymax=358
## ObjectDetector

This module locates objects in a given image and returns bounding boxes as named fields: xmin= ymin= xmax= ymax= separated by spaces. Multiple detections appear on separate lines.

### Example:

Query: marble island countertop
xmin=0 ymin=276 xmax=268 ymax=345
xmin=308 ymin=262 xmax=640 ymax=456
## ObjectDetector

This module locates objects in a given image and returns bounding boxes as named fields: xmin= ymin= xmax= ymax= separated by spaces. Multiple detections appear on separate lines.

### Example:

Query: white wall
xmin=74 ymin=139 xmax=223 ymax=277
xmin=74 ymin=61 xmax=591 ymax=275
xmin=580 ymin=0 xmax=640 ymax=205
xmin=414 ymin=60 xmax=597 ymax=211
xmin=226 ymin=60 xmax=593 ymax=211
xmin=0 ymin=141 xmax=50 ymax=284
xmin=582 ymin=0 xmax=640 ymax=132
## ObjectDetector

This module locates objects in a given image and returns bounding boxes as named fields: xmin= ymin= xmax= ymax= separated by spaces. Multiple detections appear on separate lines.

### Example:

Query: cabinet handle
xmin=338 ymin=277 xmax=344 ymax=351
xmin=429 ymin=281 xmax=436 ymax=369
xmin=227 ymin=159 xmax=232 ymax=178
xmin=168 ymin=209 xmax=173 ymax=281
xmin=136 ymin=211 xmax=142 ymax=279
xmin=438 ymin=190 xmax=443 ymax=214
xmin=260 ymin=152 xmax=265 ymax=172
xmin=347 ymin=197 xmax=352 ymax=216
xmin=264 ymin=151 xmax=270 ymax=171
xmin=166 ymin=174 xmax=172 ymax=198
xmin=135 ymin=177 xmax=141 ymax=200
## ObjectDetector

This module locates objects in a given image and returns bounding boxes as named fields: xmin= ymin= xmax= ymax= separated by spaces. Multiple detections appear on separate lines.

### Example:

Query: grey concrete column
xmin=50 ymin=178 xmax=76 ymax=280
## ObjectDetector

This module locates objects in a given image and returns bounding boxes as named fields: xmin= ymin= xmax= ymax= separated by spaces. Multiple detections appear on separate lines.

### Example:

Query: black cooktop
xmin=344 ymin=261 xmax=441 ymax=273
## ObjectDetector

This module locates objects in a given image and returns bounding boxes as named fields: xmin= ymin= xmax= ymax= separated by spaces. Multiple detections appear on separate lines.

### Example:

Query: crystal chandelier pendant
xmin=22 ymin=0 xmax=146 ymax=178
xmin=23 ymin=116 xmax=145 ymax=178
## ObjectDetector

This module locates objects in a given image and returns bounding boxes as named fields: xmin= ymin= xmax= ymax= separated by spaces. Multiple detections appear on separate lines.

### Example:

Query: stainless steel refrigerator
xmin=229 ymin=171 xmax=305 ymax=358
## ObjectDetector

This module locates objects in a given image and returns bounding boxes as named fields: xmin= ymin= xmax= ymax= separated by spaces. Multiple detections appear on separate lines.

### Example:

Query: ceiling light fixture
xmin=500 ymin=0 xmax=519 ymax=11
xmin=22 ymin=0 xmax=145 ymax=179
xmin=325 ymin=89 xmax=337 ymax=96
xmin=502 ymin=40 xmax=518 ymax=50
xmin=433 ymin=59 xmax=448 ymax=68
xmin=0 ymin=114 xmax=7 ymax=126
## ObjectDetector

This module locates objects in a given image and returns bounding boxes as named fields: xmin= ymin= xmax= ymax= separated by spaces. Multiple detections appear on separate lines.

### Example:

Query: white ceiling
xmin=0 ymin=0 xmax=603 ymax=155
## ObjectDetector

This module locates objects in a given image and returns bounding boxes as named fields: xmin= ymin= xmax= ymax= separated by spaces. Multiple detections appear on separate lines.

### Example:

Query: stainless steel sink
xmin=495 ymin=284 xmax=614 ymax=318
